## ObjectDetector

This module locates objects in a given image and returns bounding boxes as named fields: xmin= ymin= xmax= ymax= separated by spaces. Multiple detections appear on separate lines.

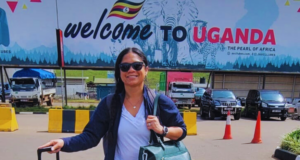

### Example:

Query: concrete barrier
xmin=0 ymin=104 xmax=18 ymax=132
xmin=48 ymin=109 xmax=94 ymax=133
xmin=183 ymin=110 xmax=197 ymax=135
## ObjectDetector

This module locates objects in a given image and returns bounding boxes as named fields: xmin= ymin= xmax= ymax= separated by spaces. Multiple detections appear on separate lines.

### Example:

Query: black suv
xmin=245 ymin=90 xmax=288 ymax=121
xmin=200 ymin=89 xmax=242 ymax=120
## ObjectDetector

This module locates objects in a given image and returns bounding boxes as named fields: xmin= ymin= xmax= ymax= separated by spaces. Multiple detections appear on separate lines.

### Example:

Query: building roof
xmin=94 ymin=78 xmax=115 ymax=84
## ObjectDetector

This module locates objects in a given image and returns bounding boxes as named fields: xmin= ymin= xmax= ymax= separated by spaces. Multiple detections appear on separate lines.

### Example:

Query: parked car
xmin=0 ymin=82 xmax=11 ymax=101
xmin=200 ymin=89 xmax=242 ymax=120
xmin=286 ymin=97 xmax=300 ymax=114
xmin=245 ymin=90 xmax=288 ymax=121
xmin=194 ymin=88 xmax=205 ymax=107
xmin=236 ymin=96 xmax=246 ymax=106
xmin=292 ymin=101 xmax=300 ymax=120
xmin=290 ymin=98 xmax=300 ymax=106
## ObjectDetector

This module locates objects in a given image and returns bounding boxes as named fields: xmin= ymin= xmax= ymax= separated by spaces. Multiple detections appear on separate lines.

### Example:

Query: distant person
xmin=203 ymin=88 xmax=213 ymax=101
xmin=38 ymin=47 xmax=187 ymax=159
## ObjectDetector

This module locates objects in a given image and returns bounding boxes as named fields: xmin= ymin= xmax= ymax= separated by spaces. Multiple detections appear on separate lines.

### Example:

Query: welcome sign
xmin=0 ymin=0 xmax=300 ymax=73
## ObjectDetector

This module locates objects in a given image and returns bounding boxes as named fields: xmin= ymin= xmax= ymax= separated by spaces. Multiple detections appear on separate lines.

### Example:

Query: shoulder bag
xmin=138 ymin=93 xmax=192 ymax=160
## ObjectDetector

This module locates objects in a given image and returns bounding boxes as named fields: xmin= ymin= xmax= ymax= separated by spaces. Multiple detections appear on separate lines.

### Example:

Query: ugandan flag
xmin=107 ymin=0 xmax=145 ymax=20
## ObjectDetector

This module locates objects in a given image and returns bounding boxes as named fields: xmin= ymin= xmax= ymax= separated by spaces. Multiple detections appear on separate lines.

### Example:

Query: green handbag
xmin=138 ymin=93 xmax=192 ymax=160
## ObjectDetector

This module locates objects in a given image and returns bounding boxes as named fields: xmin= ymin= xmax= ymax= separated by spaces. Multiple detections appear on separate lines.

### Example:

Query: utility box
xmin=96 ymin=86 xmax=115 ymax=100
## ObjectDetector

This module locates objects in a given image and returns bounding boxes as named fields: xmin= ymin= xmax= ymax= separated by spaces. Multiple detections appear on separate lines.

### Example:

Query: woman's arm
xmin=146 ymin=116 xmax=183 ymax=140
xmin=163 ymin=126 xmax=183 ymax=140
xmin=60 ymin=96 xmax=111 ymax=152
xmin=146 ymin=94 xmax=187 ymax=141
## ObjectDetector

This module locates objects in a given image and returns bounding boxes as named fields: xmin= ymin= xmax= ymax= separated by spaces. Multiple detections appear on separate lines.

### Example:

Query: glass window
xmin=212 ymin=91 xmax=236 ymax=99
xmin=173 ymin=83 xmax=192 ymax=89
xmin=11 ymin=79 xmax=36 ymax=90
xmin=260 ymin=92 xmax=284 ymax=102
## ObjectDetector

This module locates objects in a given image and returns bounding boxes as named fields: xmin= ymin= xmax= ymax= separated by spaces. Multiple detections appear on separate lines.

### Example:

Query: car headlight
xmin=32 ymin=94 xmax=38 ymax=98
xmin=214 ymin=101 xmax=221 ymax=106
xmin=262 ymin=102 xmax=268 ymax=108
xmin=237 ymin=100 xmax=241 ymax=106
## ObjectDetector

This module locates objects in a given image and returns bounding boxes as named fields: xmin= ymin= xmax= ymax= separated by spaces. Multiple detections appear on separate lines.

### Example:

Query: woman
xmin=38 ymin=47 xmax=187 ymax=160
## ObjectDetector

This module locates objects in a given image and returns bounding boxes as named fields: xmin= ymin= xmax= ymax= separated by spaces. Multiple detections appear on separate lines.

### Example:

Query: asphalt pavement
xmin=0 ymin=114 xmax=299 ymax=160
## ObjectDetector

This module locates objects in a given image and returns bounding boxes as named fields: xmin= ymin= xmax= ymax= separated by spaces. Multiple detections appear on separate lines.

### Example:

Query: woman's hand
xmin=146 ymin=115 xmax=163 ymax=135
xmin=38 ymin=139 xmax=64 ymax=153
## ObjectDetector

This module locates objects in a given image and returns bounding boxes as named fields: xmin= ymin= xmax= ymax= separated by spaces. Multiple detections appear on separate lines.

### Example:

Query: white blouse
xmin=114 ymin=101 xmax=151 ymax=160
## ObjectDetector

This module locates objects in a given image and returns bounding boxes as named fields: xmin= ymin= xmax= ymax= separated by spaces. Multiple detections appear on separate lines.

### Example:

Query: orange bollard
xmin=251 ymin=111 xmax=262 ymax=143
xmin=223 ymin=110 xmax=232 ymax=139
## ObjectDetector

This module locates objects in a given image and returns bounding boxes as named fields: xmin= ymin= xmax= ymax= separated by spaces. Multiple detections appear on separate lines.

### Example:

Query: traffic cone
xmin=251 ymin=111 xmax=262 ymax=143
xmin=223 ymin=110 xmax=232 ymax=139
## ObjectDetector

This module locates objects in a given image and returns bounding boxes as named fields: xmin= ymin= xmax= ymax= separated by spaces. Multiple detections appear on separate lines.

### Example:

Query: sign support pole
xmin=60 ymin=67 xmax=64 ymax=107
xmin=64 ymin=69 xmax=68 ymax=106
xmin=0 ymin=66 xmax=5 ymax=103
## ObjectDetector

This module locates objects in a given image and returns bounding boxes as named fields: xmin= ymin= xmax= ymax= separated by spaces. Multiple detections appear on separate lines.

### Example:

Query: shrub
xmin=280 ymin=128 xmax=300 ymax=155
xmin=14 ymin=106 xmax=49 ymax=112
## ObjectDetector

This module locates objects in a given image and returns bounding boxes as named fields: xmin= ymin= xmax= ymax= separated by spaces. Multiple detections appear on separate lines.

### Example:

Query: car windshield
xmin=11 ymin=79 xmax=36 ymax=89
xmin=172 ymin=83 xmax=193 ymax=93
xmin=212 ymin=91 xmax=236 ymax=99
xmin=173 ymin=83 xmax=192 ymax=89
xmin=260 ymin=92 xmax=284 ymax=102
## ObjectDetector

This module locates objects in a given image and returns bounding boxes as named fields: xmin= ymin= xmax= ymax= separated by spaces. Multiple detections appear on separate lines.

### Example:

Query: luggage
xmin=37 ymin=147 xmax=60 ymax=160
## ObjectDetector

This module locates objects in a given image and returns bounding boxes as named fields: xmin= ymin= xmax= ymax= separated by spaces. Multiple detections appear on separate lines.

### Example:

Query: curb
xmin=274 ymin=148 xmax=300 ymax=160
xmin=16 ymin=112 xmax=48 ymax=115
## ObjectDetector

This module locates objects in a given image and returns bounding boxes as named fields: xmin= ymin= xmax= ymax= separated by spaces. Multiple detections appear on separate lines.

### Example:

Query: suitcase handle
xmin=37 ymin=146 xmax=60 ymax=160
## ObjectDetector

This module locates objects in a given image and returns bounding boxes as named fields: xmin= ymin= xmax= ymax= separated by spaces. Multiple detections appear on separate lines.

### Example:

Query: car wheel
xmin=234 ymin=113 xmax=241 ymax=120
xmin=199 ymin=107 xmax=205 ymax=118
xmin=208 ymin=108 xmax=215 ymax=120
xmin=280 ymin=117 xmax=287 ymax=121
xmin=244 ymin=105 xmax=251 ymax=117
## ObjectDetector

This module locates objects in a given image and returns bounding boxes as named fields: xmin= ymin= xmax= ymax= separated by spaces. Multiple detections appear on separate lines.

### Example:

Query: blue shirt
xmin=61 ymin=86 xmax=187 ymax=160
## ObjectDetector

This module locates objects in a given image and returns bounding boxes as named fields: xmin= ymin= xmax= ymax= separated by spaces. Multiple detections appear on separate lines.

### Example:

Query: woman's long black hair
xmin=114 ymin=47 xmax=149 ymax=94
xmin=107 ymin=47 xmax=149 ymax=142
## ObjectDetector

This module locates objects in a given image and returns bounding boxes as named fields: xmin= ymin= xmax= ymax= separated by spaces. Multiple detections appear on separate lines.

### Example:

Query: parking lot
xmin=1 ymin=114 xmax=299 ymax=160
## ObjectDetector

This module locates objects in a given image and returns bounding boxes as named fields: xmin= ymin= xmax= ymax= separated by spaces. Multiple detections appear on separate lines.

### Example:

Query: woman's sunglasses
xmin=119 ymin=62 xmax=145 ymax=72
